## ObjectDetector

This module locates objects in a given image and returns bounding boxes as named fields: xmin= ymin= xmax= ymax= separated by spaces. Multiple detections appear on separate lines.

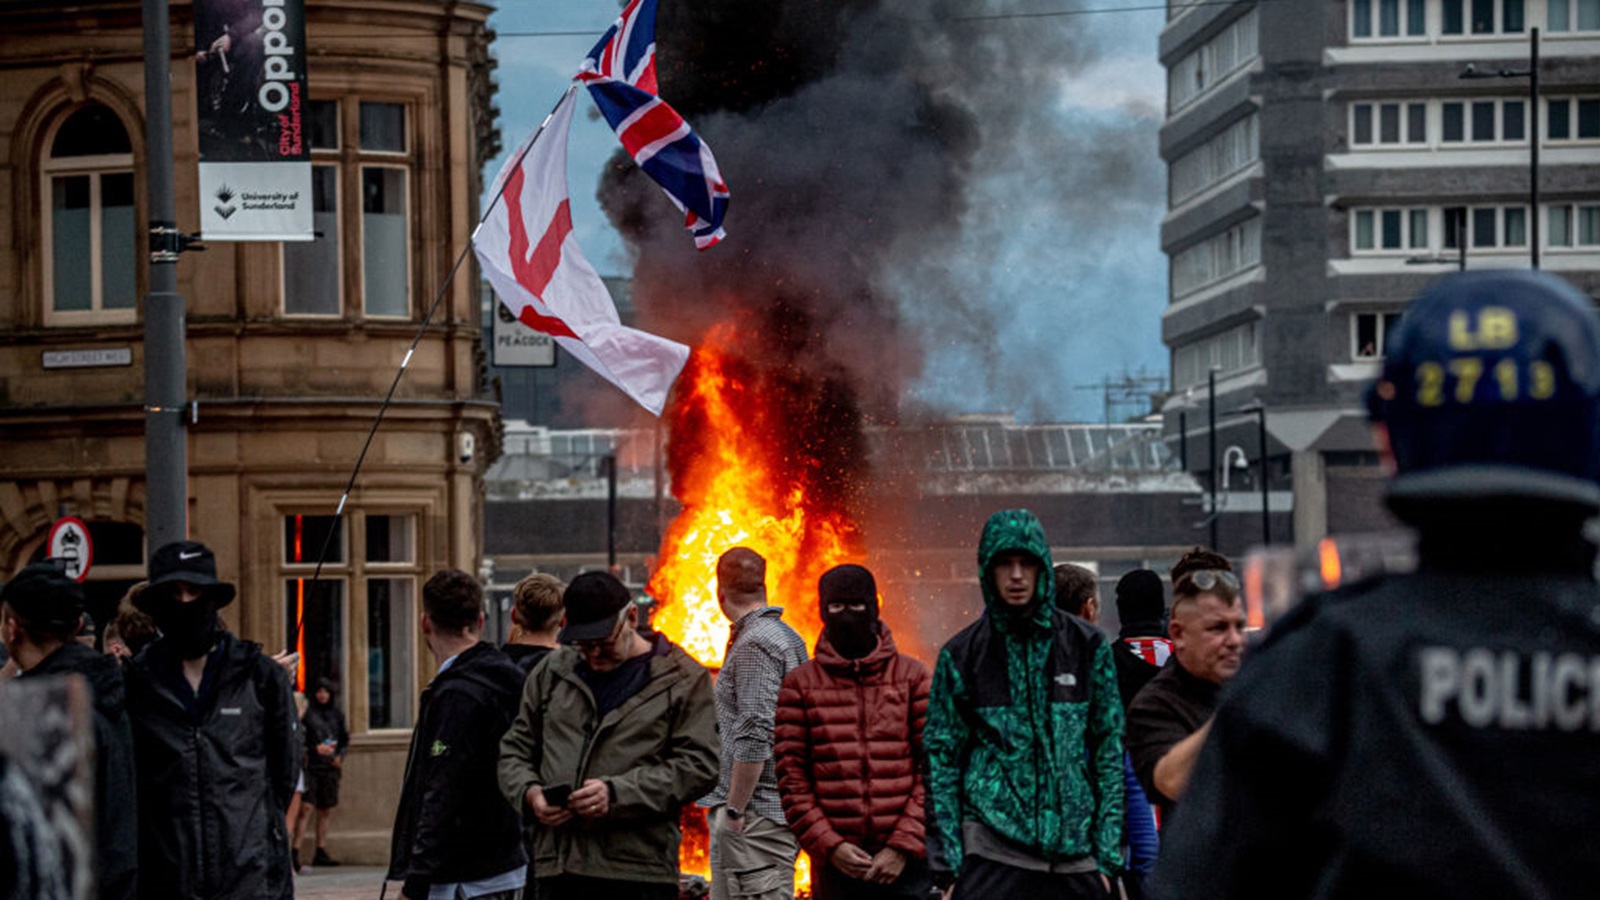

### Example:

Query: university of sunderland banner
xmin=194 ymin=0 xmax=313 ymax=241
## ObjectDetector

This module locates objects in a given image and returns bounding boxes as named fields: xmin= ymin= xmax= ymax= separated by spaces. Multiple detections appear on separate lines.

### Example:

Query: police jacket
xmin=22 ymin=642 xmax=139 ymax=900
xmin=388 ymin=642 xmax=527 ymax=894
xmin=124 ymin=632 xmax=299 ymax=900
xmin=497 ymin=634 xmax=720 ymax=885
xmin=774 ymin=624 xmax=931 ymax=862
xmin=1152 ymin=522 xmax=1600 ymax=899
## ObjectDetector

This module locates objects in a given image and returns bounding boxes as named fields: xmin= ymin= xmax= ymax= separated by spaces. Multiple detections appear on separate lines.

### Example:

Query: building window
xmin=1439 ymin=99 xmax=1526 ymax=145
xmin=1352 ymin=0 xmax=1427 ymax=38
xmin=1172 ymin=321 xmax=1260 ymax=390
xmin=1547 ymin=97 xmax=1600 ymax=141
xmin=1442 ymin=0 xmax=1525 ymax=34
xmin=1168 ymin=8 xmax=1258 ymax=113
xmin=1351 ymin=207 xmax=1431 ymax=252
xmin=1171 ymin=217 xmax=1262 ymax=297
xmin=284 ymin=100 xmax=341 ymax=316
xmin=41 ymin=104 xmax=138 ymax=326
xmin=1452 ymin=205 xmax=1529 ymax=249
xmin=1548 ymin=0 xmax=1600 ymax=30
xmin=1353 ymin=312 xmax=1403 ymax=360
xmin=1547 ymin=205 xmax=1600 ymax=248
xmin=1350 ymin=102 xmax=1427 ymax=146
xmin=1169 ymin=114 xmax=1258 ymax=206
xmin=283 ymin=511 xmax=419 ymax=731
xmin=282 ymin=99 xmax=412 ymax=320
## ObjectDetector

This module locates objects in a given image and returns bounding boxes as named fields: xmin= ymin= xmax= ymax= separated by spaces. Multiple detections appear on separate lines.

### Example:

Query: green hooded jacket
xmin=924 ymin=508 xmax=1125 ymax=877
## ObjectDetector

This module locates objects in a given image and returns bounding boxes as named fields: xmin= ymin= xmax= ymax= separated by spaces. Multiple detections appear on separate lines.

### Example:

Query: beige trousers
xmin=708 ymin=806 xmax=799 ymax=900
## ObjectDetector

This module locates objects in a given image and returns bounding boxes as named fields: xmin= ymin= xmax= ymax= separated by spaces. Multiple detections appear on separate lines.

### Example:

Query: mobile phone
xmin=542 ymin=783 xmax=572 ymax=807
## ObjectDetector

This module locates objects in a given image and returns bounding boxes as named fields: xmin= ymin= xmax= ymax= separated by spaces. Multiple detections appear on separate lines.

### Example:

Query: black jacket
xmin=501 ymin=642 xmax=553 ymax=679
xmin=1112 ymin=619 xmax=1169 ymax=708
xmin=22 ymin=642 xmax=139 ymax=900
xmin=389 ymin=641 xmax=527 ymax=895
xmin=1153 ymin=526 xmax=1600 ymax=899
xmin=124 ymin=632 xmax=300 ymax=900
xmin=302 ymin=698 xmax=349 ymax=772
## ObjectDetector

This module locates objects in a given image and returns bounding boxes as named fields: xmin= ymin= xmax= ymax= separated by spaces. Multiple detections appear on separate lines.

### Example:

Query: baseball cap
xmin=558 ymin=571 xmax=633 ymax=643
xmin=0 ymin=561 xmax=87 ymax=628
xmin=142 ymin=541 xmax=237 ymax=609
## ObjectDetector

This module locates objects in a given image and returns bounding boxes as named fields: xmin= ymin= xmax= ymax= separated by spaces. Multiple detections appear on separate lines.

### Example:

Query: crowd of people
xmin=3 ymin=269 xmax=1598 ymax=900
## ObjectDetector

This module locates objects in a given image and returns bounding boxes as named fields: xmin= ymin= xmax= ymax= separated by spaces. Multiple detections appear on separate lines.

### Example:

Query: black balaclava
xmin=819 ymin=564 xmax=880 ymax=660
xmin=148 ymin=588 xmax=221 ymax=660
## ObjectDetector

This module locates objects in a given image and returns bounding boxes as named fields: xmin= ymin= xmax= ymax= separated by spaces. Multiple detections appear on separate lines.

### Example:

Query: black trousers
xmin=536 ymin=875 xmax=678 ymax=900
xmin=812 ymin=858 xmax=935 ymax=900
xmin=951 ymin=857 xmax=1110 ymax=900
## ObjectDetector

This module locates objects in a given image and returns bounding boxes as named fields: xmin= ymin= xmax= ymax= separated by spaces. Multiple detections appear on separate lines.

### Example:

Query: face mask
xmin=151 ymin=591 xmax=220 ymax=659
xmin=823 ymin=607 xmax=878 ymax=660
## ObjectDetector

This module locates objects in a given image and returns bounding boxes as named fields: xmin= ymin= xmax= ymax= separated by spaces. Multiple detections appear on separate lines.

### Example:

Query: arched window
xmin=42 ymin=104 xmax=137 ymax=326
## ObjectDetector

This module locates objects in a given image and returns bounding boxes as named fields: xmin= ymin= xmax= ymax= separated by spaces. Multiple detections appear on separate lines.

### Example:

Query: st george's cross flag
xmin=476 ymin=90 xmax=688 ymax=415
xmin=577 ymin=0 xmax=729 ymax=250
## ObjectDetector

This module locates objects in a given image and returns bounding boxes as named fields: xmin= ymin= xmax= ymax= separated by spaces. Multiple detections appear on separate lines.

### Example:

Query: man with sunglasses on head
xmin=1152 ymin=271 xmax=1600 ymax=899
xmin=499 ymin=570 xmax=718 ymax=900
xmin=1124 ymin=562 xmax=1246 ymax=825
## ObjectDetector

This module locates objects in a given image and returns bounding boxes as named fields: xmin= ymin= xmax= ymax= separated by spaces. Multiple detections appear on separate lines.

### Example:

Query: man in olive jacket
xmin=499 ymin=571 xmax=719 ymax=900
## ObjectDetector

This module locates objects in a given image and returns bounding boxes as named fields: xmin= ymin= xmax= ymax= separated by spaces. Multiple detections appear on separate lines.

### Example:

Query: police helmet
xmin=1366 ymin=270 xmax=1600 ymax=511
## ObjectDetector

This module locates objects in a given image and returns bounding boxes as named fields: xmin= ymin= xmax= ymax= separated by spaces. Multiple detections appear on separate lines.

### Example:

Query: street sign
xmin=493 ymin=302 xmax=557 ymax=367
xmin=47 ymin=517 xmax=93 ymax=583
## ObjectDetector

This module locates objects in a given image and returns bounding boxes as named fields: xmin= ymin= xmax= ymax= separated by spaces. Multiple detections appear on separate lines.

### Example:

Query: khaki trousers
xmin=708 ymin=806 xmax=799 ymax=900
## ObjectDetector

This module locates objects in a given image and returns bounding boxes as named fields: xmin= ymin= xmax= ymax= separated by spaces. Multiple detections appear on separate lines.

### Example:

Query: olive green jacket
xmin=497 ymin=635 xmax=719 ymax=884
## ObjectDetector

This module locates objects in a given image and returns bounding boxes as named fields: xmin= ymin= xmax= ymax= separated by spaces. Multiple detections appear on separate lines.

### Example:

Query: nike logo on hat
xmin=179 ymin=551 xmax=203 ymax=560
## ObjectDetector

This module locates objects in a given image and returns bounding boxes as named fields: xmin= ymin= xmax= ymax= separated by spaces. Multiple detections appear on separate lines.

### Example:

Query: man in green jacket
xmin=498 ymin=571 xmax=720 ymax=900
xmin=925 ymin=509 xmax=1124 ymax=899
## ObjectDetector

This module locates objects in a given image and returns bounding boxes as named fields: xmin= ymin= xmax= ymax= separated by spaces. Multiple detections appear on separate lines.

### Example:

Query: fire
xmin=651 ymin=325 xmax=865 ymax=898
xmin=647 ymin=325 xmax=865 ymax=665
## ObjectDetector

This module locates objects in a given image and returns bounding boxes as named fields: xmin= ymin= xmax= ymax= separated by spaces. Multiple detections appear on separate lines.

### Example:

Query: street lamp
xmin=1461 ymin=28 xmax=1540 ymax=270
xmin=1232 ymin=403 xmax=1271 ymax=546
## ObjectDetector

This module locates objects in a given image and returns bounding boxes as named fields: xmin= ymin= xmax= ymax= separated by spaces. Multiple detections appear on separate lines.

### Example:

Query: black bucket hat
xmin=141 ymin=541 xmax=237 ymax=609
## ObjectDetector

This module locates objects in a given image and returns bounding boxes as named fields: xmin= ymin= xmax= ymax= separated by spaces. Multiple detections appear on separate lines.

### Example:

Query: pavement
xmin=292 ymin=866 xmax=393 ymax=900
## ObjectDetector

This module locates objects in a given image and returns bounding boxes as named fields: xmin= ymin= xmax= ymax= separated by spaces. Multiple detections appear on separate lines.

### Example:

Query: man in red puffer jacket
xmin=775 ymin=564 xmax=933 ymax=900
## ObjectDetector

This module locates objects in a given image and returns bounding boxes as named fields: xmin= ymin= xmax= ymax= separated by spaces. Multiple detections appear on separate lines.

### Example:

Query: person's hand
xmin=316 ymin=743 xmax=335 ymax=757
xmin=331 ymin=755 xmax=343 ymax=769
xmin=1100 ymin=872 xmax=1112 ymax=896
xmin=865 ymin=847 xmax=906 ymax=884
xmin=830 ymin=842 xmax=873 ymax=880
xmin=209 ymin=33 xmax=233 ymax=56
xmin=569 ymin=779 xmax=610 ymax=819
xmin=526 ymin=785 xmax=573 ymax=827
xmin=721 ymin=808 xmax=746 ymax=834
xmin=272 ymin=650 xmax=300 ymax=677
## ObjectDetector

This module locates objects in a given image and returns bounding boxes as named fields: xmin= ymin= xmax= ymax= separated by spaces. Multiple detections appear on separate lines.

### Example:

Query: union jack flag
xmin=577 ymin=0 xmax=729 ymax=250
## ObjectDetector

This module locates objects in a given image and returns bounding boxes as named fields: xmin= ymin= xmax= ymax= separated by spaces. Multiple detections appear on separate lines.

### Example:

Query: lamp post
xmin=1461 ymin=27 xmax=1540 ymax=270
xmin=1207 ymin=367 xmax=1218 ymax=552
xmin=1233 ymin=404 xmax=1271 ymax=546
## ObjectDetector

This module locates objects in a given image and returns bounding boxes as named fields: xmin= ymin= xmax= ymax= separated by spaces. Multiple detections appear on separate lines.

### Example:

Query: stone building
xmin=1158 ymin=0 xmax=1600 ymax=550
xmin=0 ymin=0 xmax=499 ymax=863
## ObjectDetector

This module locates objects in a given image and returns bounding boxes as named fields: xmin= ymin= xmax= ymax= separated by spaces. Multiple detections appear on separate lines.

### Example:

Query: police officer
xmin=1149 ymin=270 xmax=1600 ymax=898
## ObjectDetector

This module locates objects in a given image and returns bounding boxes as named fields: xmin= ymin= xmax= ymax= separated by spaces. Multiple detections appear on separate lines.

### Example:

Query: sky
xmin=482 ymin=0 xmax=1171 ymax=424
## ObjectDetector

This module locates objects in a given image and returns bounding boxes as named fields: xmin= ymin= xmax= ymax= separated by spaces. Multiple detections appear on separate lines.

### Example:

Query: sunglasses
xmin=1179 ymin=569 xmax=1241 ymax=593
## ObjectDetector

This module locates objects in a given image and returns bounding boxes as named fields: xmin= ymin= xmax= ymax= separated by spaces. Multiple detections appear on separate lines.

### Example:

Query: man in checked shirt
xmin=702 ymin=547 xmax=810 ymax=900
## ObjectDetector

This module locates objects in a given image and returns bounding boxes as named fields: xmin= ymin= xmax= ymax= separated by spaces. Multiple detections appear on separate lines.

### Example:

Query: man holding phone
xmin=499 ymin=571 xmax=720 ymax=900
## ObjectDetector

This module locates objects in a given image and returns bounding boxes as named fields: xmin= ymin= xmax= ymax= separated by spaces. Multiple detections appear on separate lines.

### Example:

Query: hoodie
xmin=924 ymin=509 xmax=1125 ymax=878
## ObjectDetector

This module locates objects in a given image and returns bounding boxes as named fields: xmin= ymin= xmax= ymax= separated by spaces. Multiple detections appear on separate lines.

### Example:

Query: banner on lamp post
xmin=194 ymin=0 xmax=313 ymax=241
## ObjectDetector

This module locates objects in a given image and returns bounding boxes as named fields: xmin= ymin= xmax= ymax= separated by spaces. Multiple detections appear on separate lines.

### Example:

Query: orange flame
xmin=647 ymin=326 xmax=864 ymax=666
xmin=651 ymin=327 xmax=861 ymax=898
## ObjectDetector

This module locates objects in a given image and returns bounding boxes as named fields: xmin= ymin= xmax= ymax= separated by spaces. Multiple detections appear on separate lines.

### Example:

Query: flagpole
xmin=295 ymin=84 xmax=581 ymax=646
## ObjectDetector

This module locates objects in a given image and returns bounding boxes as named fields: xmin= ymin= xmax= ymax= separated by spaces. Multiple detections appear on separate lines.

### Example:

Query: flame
xmin=647 ymin=325 xmax=865 ymax=666
xmin=652 ymin=326 xmax=864 ymax=898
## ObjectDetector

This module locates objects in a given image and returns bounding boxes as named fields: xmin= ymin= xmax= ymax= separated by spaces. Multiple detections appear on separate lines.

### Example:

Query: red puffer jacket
xmin=774 ymin=623 xmax=931 ymax=863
